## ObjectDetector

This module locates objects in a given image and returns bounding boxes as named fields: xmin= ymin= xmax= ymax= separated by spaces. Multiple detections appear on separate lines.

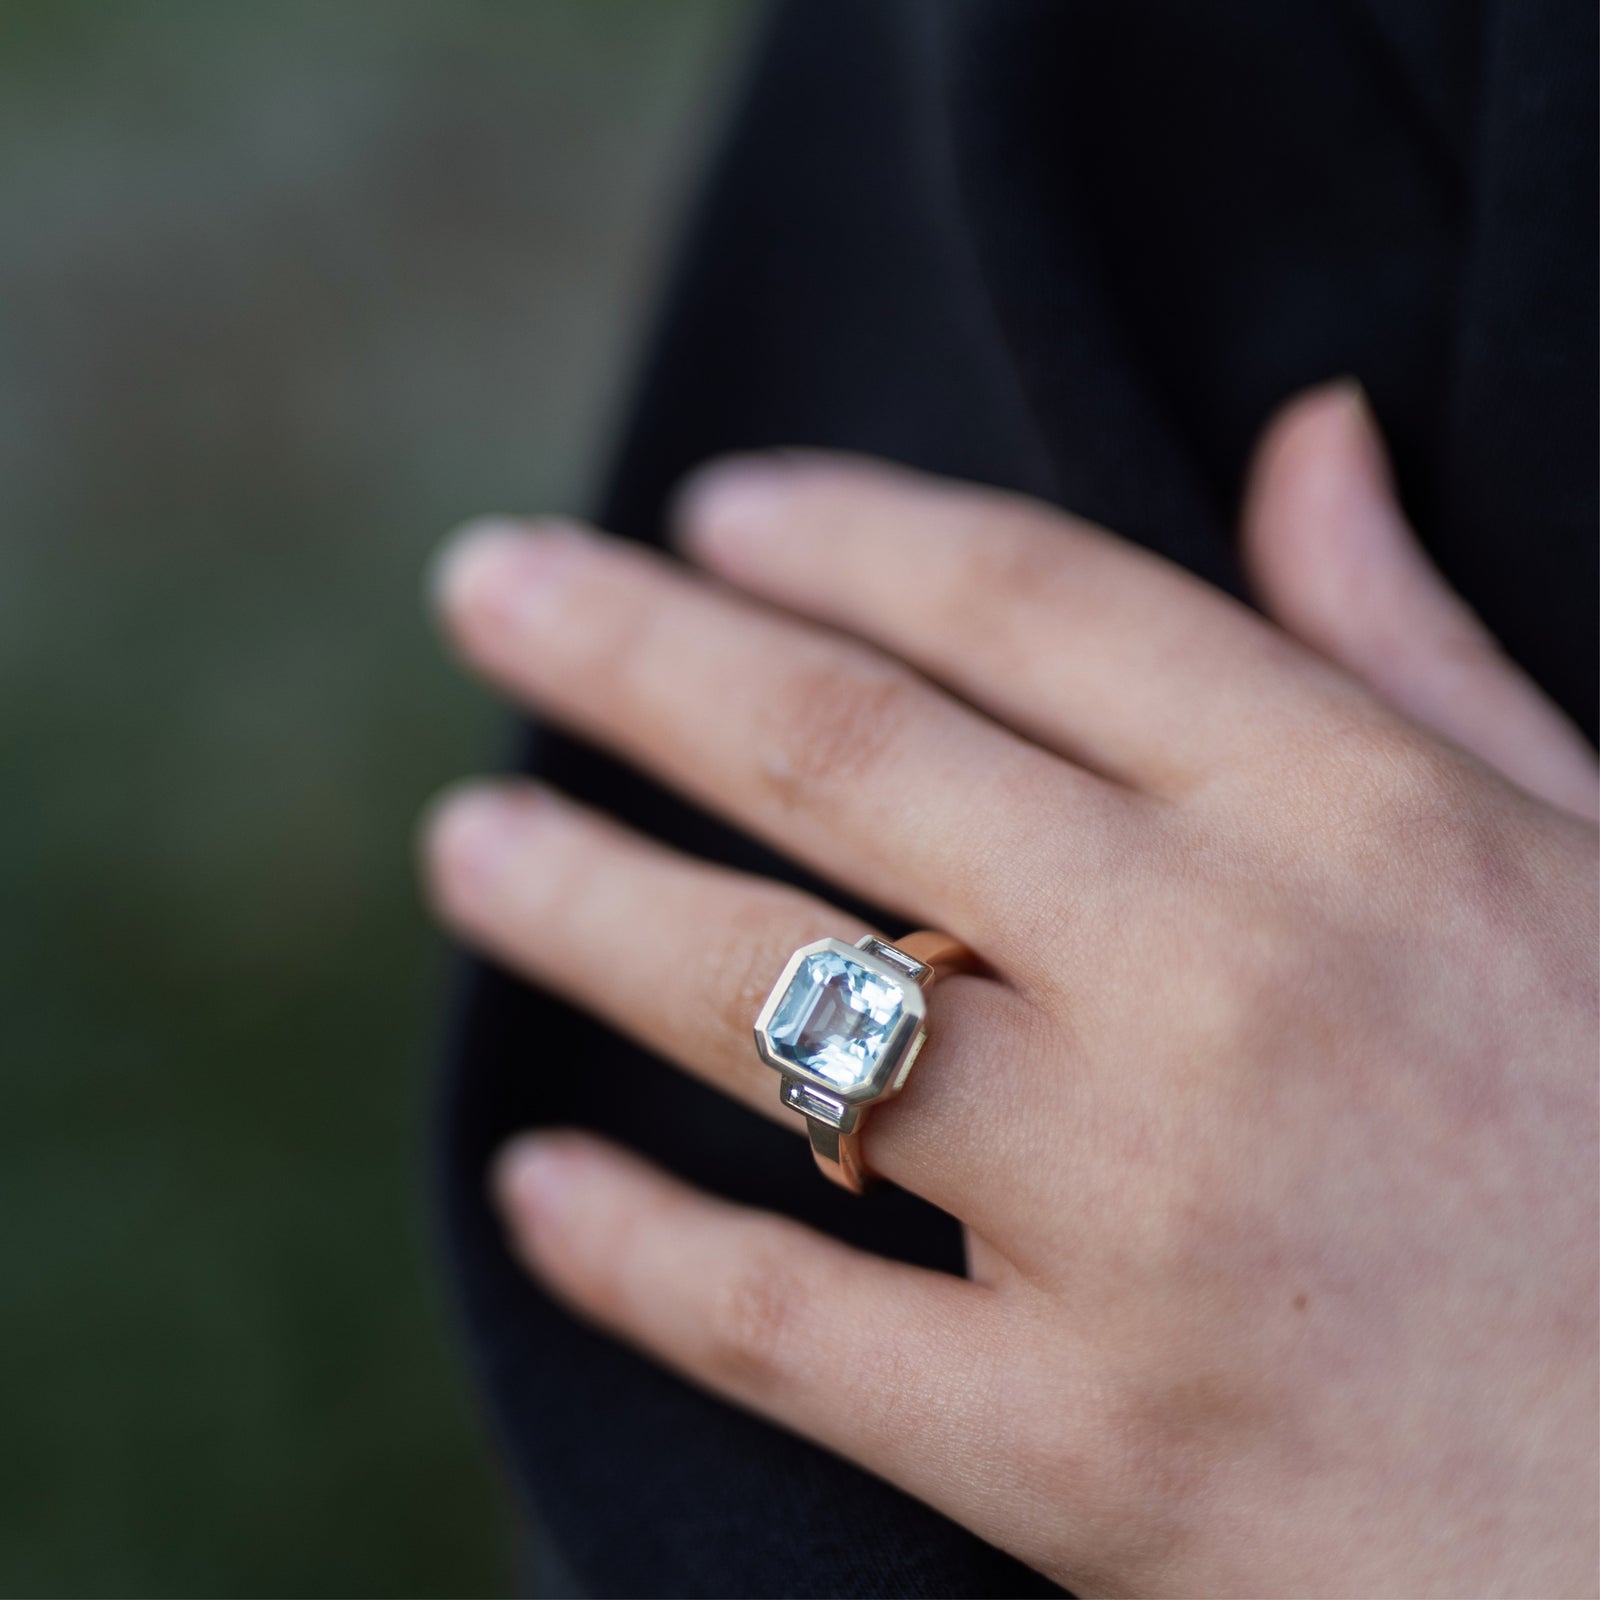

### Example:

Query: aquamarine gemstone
xmin=766 ymin=949 xmax=905 ymax=1090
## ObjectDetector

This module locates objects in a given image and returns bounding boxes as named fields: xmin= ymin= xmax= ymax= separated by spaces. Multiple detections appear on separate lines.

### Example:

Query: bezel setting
xmin=753 ymin=935 xmax=929 ymax=1108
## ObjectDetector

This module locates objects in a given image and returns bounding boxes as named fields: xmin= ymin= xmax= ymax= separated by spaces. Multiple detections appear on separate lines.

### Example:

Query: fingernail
xmin=425 ymin=784 xmax=530 ymax=908
xmin=494 ymin=1135 xmax=573 ymax=1235
xmin=675 ymin=454 xmax=790 ymax=555
xmin=431 ymin=517 xmax=591 ymax=629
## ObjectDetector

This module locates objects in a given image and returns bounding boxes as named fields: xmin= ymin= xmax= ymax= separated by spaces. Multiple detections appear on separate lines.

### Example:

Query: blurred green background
xmin=0 ymin=2 xmax=750 ymax=1592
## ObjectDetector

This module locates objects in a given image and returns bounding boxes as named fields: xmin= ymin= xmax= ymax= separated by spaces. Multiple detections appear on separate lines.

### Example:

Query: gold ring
xmin=753 ymin=931 xmax=976 ymax=1193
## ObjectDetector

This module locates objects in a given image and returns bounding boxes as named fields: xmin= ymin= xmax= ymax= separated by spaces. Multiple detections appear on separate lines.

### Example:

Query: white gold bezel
xmin=752 ymin=935 xmax=928 ymax=1106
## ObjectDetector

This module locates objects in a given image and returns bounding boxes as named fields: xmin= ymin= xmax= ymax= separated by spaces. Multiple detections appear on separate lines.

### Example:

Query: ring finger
xmin=423 ymin=778 xmax=1030 ymax=1220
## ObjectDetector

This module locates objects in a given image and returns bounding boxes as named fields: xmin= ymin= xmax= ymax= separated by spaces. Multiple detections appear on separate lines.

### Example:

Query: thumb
xmin=1242 ymin=380 xmax=1598 ymax=820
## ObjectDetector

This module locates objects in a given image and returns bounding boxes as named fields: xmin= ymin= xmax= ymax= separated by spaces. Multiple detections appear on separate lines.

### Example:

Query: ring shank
xmin=807 ymin=929 xmax=975 ymax=1193
xmin=808 ymin=1119 xmax=871 ymax=1192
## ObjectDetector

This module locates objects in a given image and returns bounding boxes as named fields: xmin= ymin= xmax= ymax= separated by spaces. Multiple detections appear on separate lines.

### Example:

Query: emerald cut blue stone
xmin=766 ymin=949 xmax=905 ymax=1091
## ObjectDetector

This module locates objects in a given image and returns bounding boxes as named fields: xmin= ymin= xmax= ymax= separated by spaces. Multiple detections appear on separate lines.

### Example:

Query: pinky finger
xmin=493 ymin=1130 xmax=1013 ymax=1523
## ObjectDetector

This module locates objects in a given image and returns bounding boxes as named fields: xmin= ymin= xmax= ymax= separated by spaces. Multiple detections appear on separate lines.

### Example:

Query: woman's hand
xmin=423 ymin=382 xmax=1599 ymax=1598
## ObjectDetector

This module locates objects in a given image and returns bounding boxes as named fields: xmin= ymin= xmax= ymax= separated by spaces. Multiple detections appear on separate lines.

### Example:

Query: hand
xmin=423 ymin=382 xmax=1599 ymax=1597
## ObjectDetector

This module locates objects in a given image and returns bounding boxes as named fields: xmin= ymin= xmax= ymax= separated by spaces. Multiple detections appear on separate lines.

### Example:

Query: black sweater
xmin=438 ymin=3 xmax=1597 ymax=1593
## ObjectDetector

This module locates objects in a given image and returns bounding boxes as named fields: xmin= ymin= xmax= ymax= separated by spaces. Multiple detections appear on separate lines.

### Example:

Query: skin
xmin=422 ymin=382 xmax=1599 ymax=1598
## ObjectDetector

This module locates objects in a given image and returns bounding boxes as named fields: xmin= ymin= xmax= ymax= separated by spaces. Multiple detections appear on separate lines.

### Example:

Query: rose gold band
xmin=809 ymin=929 xmax=977 ymax=1194
xmin=806 ymin=1117 xmax=874 ymax=1192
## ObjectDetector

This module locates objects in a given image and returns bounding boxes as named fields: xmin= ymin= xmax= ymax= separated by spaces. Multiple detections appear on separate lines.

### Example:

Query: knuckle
xmin=759 ymin=648 xmax=919 ymax=806
xmin=515 ymin=812 xmax=607 ymax=932
xmin=1252 ymin=707 xmax=1494 ymax=880
xmin=1377 ymin=752 xmax=1565 ymax=966
xmin=941 ymin=507 xmax=1069 ymax=651
xmin=1320 ymin=721 xmax=1507 ymax=883
xmin=1358 ymin=725 xmax=1472 ymax=829
xmin=702 ymin=1238 xmax=807 ymax=1393
xmin=953 ymin=503 xmax=1054 ymax=592
xmin=557 ymin=549 xmax=668 ymax=700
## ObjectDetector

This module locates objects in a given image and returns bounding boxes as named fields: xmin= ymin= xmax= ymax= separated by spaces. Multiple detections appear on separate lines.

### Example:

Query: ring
xmin=753 ymin=931 xmax=976 ymax=1193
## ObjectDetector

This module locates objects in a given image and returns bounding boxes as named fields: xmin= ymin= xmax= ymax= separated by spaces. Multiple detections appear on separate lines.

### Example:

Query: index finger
xmin=677 ymin=452 xmax=1358 ymax=797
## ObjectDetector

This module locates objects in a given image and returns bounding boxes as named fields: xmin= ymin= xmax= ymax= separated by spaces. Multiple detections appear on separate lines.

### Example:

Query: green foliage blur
xmin=0 ymin=2 xmax=749 ymax=1592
